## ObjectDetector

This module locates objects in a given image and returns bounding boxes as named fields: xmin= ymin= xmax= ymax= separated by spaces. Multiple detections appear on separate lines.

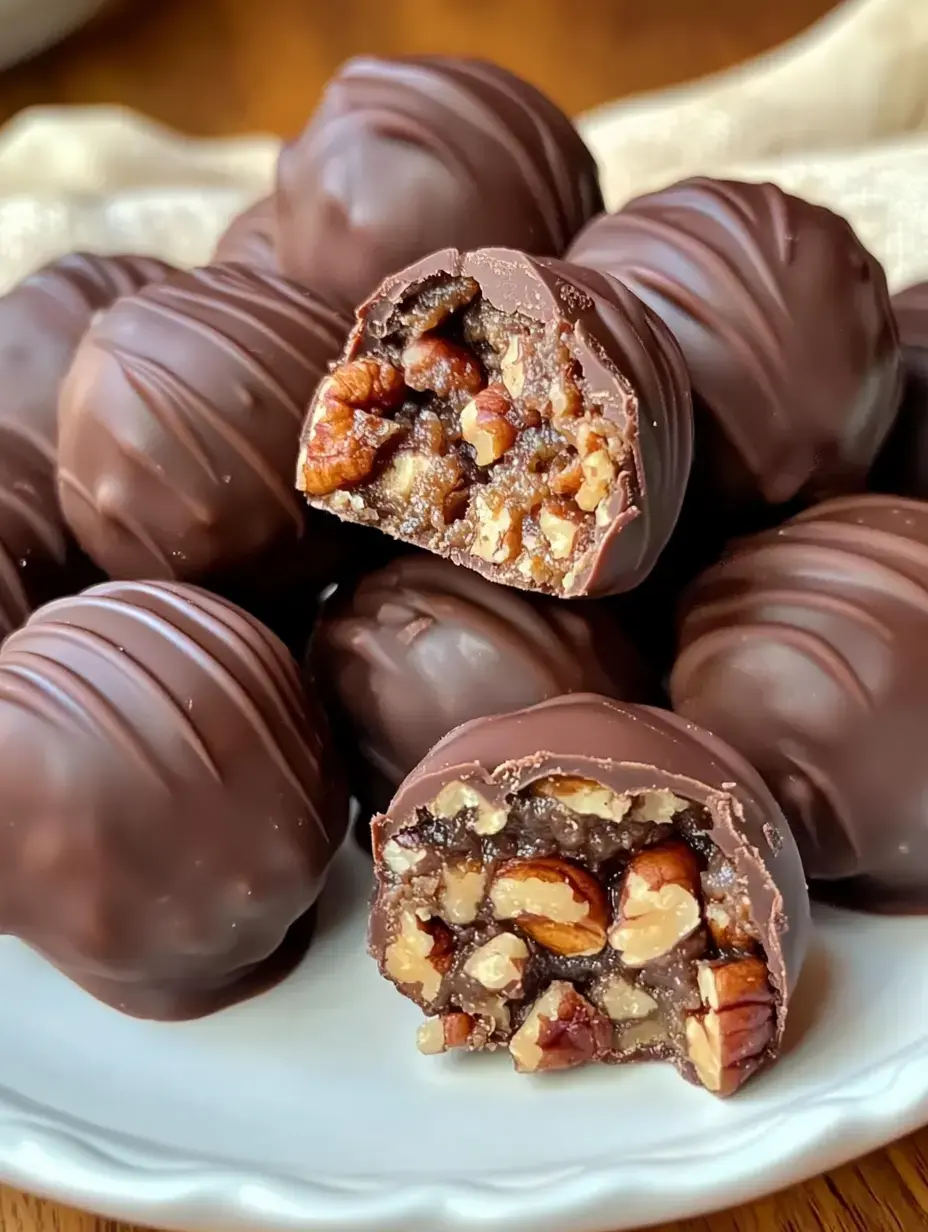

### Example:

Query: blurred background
xmin=0 ymin=0 xmax=842 ymax=134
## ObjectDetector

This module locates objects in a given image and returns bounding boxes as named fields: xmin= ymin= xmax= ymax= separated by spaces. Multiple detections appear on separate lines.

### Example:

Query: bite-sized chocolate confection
xmin=672 ymin=493 xmax=928 ymax=913
xmin=0 ymin=251 xmax=174 ymax=636
xmin=568 ymin=178 xmax=901 ymax=527
xmin=58 ymin=262 xmax=352 ymax=588
xmin=370 ymin=694 xmax=808 ymax=1096
xmin=213 ymin=196 xmax=278 ymax=272
xmin=871 ymin=282 xmax=928 ymax=496
xmin=297 ymin=249 xmax=692 ymax=598
xmin=0 ymin=579 xmax=348 ymax=1018
xmin=314 ymin=553 xmax=654 ymax=808
xmin=276 ymin=56 xmax=603 ymax=315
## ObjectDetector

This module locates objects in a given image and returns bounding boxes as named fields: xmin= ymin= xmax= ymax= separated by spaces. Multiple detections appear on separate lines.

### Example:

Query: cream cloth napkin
xmin=0 ymin=0 xmax=924 ymax=290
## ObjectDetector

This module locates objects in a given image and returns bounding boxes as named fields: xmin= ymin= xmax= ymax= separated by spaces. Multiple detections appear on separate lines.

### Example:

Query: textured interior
xmin=299 ymin=277 xmax=634 ymax=594
xmin=373 ymin=776 xmax=777 ymax=1095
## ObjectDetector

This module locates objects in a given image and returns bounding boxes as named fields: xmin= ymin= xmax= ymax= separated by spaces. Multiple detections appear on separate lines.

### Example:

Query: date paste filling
xmin=298 ymin=276 xmax=636 ymax=595
xmin=370 ymin=776 xmax=778 ymax=1096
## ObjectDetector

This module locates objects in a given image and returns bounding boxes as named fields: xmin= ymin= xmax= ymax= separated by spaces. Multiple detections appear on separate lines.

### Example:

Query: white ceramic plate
xmin=1 ymin=840 xmax=928 ymax=1232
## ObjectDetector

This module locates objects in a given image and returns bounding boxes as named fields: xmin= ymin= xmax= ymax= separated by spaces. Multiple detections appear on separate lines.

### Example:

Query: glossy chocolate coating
xmin=0 ymin=580 xmax=347 ymax=1018
xmin=672 ymin=494 xmax=928 ymax=912
xmin=0 ymin=252 xmax=173 ymax=636
xmin=871 ymin=282 xmax=928 ymax=496
xmin=57 ymin=262 xmax=351 ymax=586
xmin=213 ymin=196 xmax=278 ymax=272
xmin=299 ymin=248 xmax=693 ymax=598
xmin=568 ymin=178 xmax=901 ymax=525
xmin=277 ymin=56 xmax=603 ymax=315
xmin=314 ymin=554 xmax=654 ymax=806
xmin=378 ymin=693 xmax=809 ymax=1042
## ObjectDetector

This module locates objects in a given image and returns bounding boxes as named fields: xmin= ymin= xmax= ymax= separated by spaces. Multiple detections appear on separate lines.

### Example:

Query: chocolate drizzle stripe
xmin=56 ymin=468 xmax=177 ymax=573
xmin=0 ymin=649 xmax=174 ymax=790
xmin=0 ymin=482 xmax=65 ymax=559
xmin=58 ymin=594 xmax=326 ymax=833
xmin=5 ymin=621 xmax=223 ymax=781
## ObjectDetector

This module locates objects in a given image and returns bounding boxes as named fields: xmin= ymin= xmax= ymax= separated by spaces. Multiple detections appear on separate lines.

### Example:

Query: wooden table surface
xmin=0 ymin=1 xmax=924 ymax=1230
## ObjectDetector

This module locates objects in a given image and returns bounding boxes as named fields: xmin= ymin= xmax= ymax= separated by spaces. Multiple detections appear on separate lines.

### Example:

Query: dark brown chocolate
xmin=276 ymin=56 xmax=603 ymax=315
xmin=369 ymin=694 xmax=808 ymax=1095
xmin=313 ymin=553 xmax=654 ymax=808
xmin=0 ymin=579 xmax=348 ymax=1018
xmin=297 ymin=248 xmax=693 ymax=598
xmin=0 ymin=252 xmax=174 ymax=636
xmin=871 ymin=282 xmax=928 ymax=497
xmin=213 ymin=196 xmax=278 ymax=272
xmin=672 ymin=493 xmax=928 ymax=913
xmin=568 ymin=178 xmax=901 ymax=527
xmin=57 ymin=262 xmax=352 ymax=590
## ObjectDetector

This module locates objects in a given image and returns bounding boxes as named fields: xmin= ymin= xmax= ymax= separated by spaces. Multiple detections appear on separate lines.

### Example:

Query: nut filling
xmin=298 ymin=277 xmax=636 ymax=595
xmin=371 ymin=777 xmax=777 ymax=1096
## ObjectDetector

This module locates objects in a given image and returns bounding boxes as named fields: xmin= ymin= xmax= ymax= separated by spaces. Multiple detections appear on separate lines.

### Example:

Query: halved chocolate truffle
xmin=57 ymin=262 xmax=351 ymax=588
xmin=314 ymin=553 xmax=654 ymax=807
xmin=276 ymin=56 xmax=603 ymax=315
xmin=672 ymin=493 xmax=928 ymax=912
xmin=297 ymin=249 xmax=693 ymax=598
xmin=0 ymin=252 xmax=174 ymax=636
xmin=369 ymin=694 xmax=808 ymax=1096
xmin=0 ymin=580 xmax=348 ymax=1018
xmin=568 ymin=178 xmax=901 ymax=528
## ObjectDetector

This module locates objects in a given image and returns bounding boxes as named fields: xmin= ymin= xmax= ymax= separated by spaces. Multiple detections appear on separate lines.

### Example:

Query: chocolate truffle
xmin=297 ymin=249 xmax=693 ymax=598
xmin=213 ymin=196 xmax=278 ymax=272
xmin=672 ymin=493 xmax=928 ymax=913
xmin=0 ymin=252 xmax=173 ymax=636
xmin=276 ymin=56 xmax=603 ymax=315
xmin=314 ymin=553 xmax=654 ymax=806
xmin=0 ymin=579 xmax=348 ymax=1018
xmin=57 ymin=262 xmax=351 ymax=586
xmin=568 ymin=178 xmax=901 ymax=526
xmin=871 ymin=282 xmax=928 ymax=496
xmin=369 ymin=694 xmax=808 ymax=1096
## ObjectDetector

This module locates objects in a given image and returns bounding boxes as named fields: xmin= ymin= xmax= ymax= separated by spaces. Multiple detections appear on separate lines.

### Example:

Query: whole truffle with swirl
xmin=57 ymin=262 xmax=351 ymax=588
xmin=276 ymin=56 xmax=603 ymax=315
xmin=0 ymin=251 xmax=173 ymax=637
xmin=370 ymin=694 xmax=809 ymax=1096
xmin=314 ymin=553 xmax=654 ymax=808
xmin=672 ymin=494 xmax=928 ymax=913
xmin=568 ymin=178 xmax=901 ymax=528
xmin=0 ymin=580 xmax=348 ymax=1019
xmin=872 ymin=282 xmax=928 ymax=497
xmin=297 ymin=248 xmax=692 ymax=598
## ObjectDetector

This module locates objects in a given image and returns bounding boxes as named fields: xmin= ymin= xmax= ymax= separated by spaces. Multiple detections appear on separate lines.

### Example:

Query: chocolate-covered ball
xmin=871 ymin=282 xmax=928 ymax=496
xmin=568 ymin=178 xmax=901 ymax=527
xmin=277 ymin=56 xmax=603 ymax=315
xmin=672 ymin=494 xmax=928 ymax=913
xmin=298 ymin=248 xmax=692 ymax=598
xmin=0 ymin=580 xmax=348 ymax=1018
xmin=0 ymin=252 xmax=173 ymax=636
xmin=314 ymin=553 xmax=654 ymax=805
xmin=57 ymin=263 xmax=351 ymax=587
xmin=370 ymin=694 xmax=809 ymax=1096
xmin=213 ymin=196 xmax=278 ymax=272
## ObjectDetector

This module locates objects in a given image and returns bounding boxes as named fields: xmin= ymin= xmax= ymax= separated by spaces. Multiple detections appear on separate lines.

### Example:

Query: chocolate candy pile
xmin=0 ymin=53 xmax=923 ymax=1100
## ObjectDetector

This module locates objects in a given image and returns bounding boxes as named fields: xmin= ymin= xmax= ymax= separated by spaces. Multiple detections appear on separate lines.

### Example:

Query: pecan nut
xmin=402 ymin=335 xmax=484 ymax=399
xmin=608 ymin=841 xmax=702 ymax=966
xmin=490 ymin=856 xmax=607 ymax=956
xmin=383 ymin=909 xmax=454 ymax=1004
xmin=509 ymin=982 xmax=612 ymax=1073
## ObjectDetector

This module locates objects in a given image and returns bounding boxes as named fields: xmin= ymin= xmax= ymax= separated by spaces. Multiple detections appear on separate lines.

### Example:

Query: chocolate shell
xmin=871 ymin=282 xmax=928 ymax=496
xmin=0 ymin=579 xmax=348 ymax=1018
xmin=568 ymin=178 xmax=901 ymax=526
xmin=672 ymin=493 xmax=928 ymax=912
xmin=276 ymin=56 xmax=603 ymax=315
xmin=213 ymin=196 xmax=278 ymax=272
xmin=0 ymin=252 xmax=173 ymax=636
xmin=57 ymin=262 xmax=352 ymax=588
xmin=369 ymin=694 xmax=809 ymax=1095
xmin=313 ymin=553 xmax=654 ymax=806
xmin=297 ymin=248 xmax=692 ymax=598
